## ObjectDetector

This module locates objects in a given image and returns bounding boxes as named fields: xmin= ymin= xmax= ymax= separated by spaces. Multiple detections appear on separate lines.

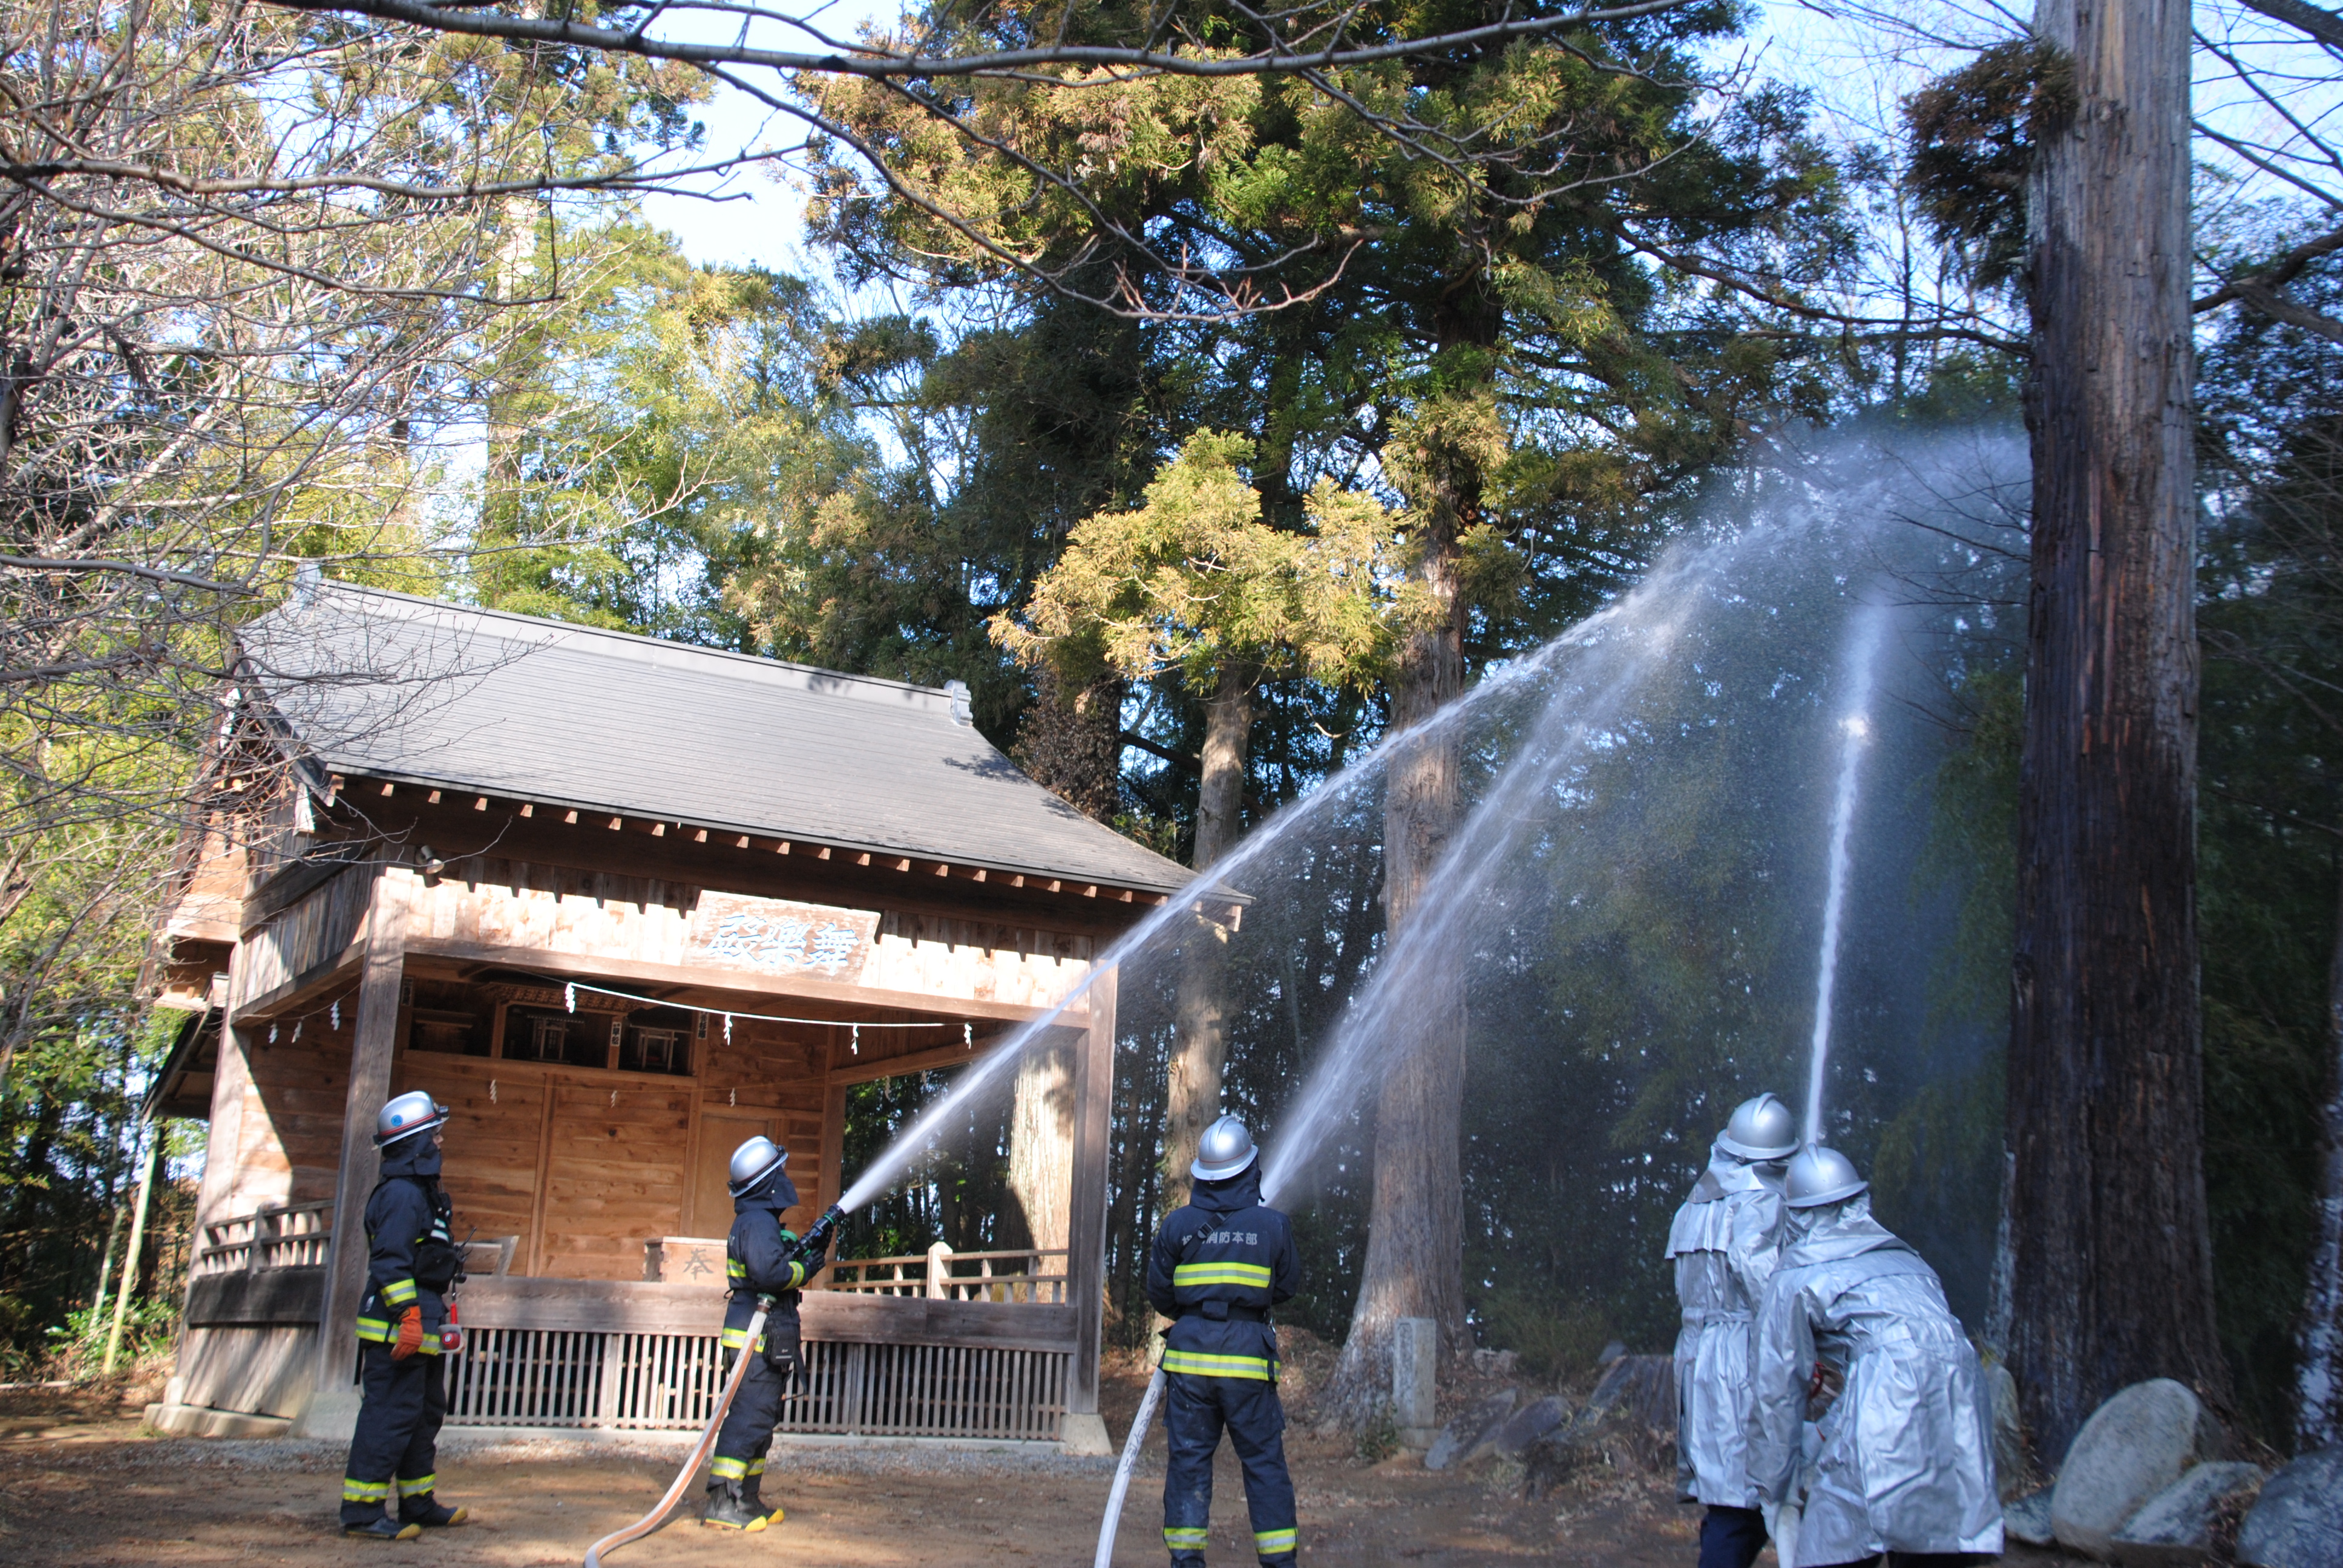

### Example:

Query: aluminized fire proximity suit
xmin=1746 ymin=1195 xmax=2002 ymax=1568
xmin=1668 ymin=1143 xmax=1788 ymax=1568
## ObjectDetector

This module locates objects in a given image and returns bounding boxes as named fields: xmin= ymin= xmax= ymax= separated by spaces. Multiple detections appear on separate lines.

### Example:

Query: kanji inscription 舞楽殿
xmin=686 ymin=893 xmax=880 ymax=981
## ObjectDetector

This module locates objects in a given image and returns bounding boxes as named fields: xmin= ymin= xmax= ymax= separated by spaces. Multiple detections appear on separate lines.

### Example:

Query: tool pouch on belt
xmin=761 ymin=1301 xmax=804 ymax=1382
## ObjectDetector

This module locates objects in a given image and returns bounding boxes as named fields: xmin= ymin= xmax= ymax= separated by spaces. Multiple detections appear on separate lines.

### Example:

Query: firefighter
xmin=1747 ymin=1146 xmax=2002 ymax=1568
xmin=341 ymin=1090 xmax=468 ymax=1540
xmin=705 ymin=1135 xmax=825 ymax=1530
xmin=1667 ymin=1091 xmax=1797 ymax=1568
xmin=1148 ymin=1113 xmax=1302 ymax=1568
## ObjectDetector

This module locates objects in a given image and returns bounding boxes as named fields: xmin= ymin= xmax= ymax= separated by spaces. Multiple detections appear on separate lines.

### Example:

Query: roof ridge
xmin=300 ymin=579 xmax=959 ymax=710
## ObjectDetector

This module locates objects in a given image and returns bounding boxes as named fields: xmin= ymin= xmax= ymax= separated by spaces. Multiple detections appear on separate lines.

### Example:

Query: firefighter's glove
xmin=392 ymin=1305 xmax=424 ymax=1361
xmin=1805 ymin=1359 xmax=1844 ymax=1417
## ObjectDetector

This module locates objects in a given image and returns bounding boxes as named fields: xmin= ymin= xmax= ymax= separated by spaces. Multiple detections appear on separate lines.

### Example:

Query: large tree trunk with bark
xmin=1014 ymin=664 xmax=1126 ymax=822
xmin=1007 ymin=1034 xmax=1075 ymax=1253
xmin=2296 ymin=859 xmax=2343 ymax=1448
xmin=1161 ymin=661 xmax=1256 ymax=1214
xmin=1326 ymin=402 xmax=1477 ymax=1420
xmin=2008 ymin=0 xmax=2231 ymax=1462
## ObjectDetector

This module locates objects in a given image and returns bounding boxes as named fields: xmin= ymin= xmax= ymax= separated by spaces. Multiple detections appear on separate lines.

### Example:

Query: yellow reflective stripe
xmin=787 ymin=1261 xmax=807 ymax=1289
xmin=1173 ymin=1261 xmax=1272 ymax=1287
xmin=379 ymin=1278 xmax=418 ymax=1305
xmin=710 ymin=1455 xmax=749 ymax=1480
xmin=1164 ymin=1527 xmax=1210 ymax=1547
xmin=355 ymin=1319 xmax=440 ymax=1352
xmin=344 ymin=1478 xmax=391 ymax=1501
xmin=719 ymin=1327 xmax=766 ymax=1352
xmin=1256 ymin=1527 xmax=1298 ymax=1553
xmin=746 ymin=1458 xmax=767 ymax=1475
xmin=396 ymin=1474 xmax=436 ymax=1497
xmin=726 ymin=1261 xmax=746 ymax=1279
xmin=1161 ymin=1350 xmax=1276 ymax=1380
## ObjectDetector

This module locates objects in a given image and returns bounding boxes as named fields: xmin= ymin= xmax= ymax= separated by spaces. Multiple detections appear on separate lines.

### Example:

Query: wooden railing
xmin=444 ymin=1329 xmax=1066 ymax=1440
xmin=192 ymin=1201 xmax=335 ymax=1276
xmin=822 ymin=1244 xmax=1067 ymax=1305
xmin=435 ymin=1278 xmax=1077 ymax=1440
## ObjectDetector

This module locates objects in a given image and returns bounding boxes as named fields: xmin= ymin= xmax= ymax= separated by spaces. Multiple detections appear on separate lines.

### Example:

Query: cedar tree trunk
xmin=1161 ymin=660 xmax=1256 ymax=1214
xmin=1328 ymin=415 xmax=1475 ymax=1417
xmin=2296 ymin=857 xmax=2343 ymax=1449
xmin=2009 ymin=0 xmax=2230 ymax=1461
xmin=1007 ymin=1034 xmax=1075 ymax=1253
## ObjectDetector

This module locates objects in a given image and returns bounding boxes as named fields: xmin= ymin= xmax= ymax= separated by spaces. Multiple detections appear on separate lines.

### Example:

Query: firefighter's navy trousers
xmin=710 ymin=1350 xmax=788 ymax=1486
xmin=1162 ymin=1370 xmax=1297 ymax=1566
xmin=340 ymin=1344 xmax=447 ymax=1526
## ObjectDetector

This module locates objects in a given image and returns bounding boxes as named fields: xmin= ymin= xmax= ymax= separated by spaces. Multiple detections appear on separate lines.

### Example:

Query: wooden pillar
xmin=1063 ymin=965 xmax=1117 ymax=1432
xmin=311 ymin=866 xmax=412 ymax=1395
xmin=817 ymin=1074 xmax=849 ymax=1217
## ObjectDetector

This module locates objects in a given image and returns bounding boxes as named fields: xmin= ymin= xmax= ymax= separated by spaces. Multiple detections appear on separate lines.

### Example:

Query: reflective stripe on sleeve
xmin=1172 ymin=1261 xmax=1274 ymax=1289
xmin=1161 ymin=1349 xmax=1276 ymax=1380
xmin=343 ymin=1478 xmax=391 ymax=1502
xmin=1255 ymin=1527 xmax=1298 ymax=1554
xmin=379 ymin=1278 xmax=418 ymax=1307
xmin=710 ymin=1455 xmax=749 ymax=1480
xmin=396 ymin=1474 xmax=436 ymax=1498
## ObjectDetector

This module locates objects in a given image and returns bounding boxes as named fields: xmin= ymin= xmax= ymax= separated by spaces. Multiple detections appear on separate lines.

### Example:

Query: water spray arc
xmin=1801 ymin=599 xmax=1888 ymax=1148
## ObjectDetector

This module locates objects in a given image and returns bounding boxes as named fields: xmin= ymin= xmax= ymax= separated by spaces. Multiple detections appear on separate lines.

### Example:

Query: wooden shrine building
xmin=144 ymin=579 xmax=1187 ymax=1449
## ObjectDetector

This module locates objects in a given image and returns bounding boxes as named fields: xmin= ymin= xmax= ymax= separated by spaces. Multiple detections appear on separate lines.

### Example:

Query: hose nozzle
xmin=796 ymin=1203 xmax=844 ymax=1265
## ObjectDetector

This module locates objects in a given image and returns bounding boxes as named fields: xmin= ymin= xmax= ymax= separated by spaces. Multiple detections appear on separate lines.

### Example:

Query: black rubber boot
xmin=702 ymin=1478 xmax=770 ymax=1531
xmin=741 ymin=1473 xmax=783 ymax=1527
xmin=343 ymin=1515 xmax=422 ymax=1541
xmin=398 ymin=1494 xmax=469 ymax=1528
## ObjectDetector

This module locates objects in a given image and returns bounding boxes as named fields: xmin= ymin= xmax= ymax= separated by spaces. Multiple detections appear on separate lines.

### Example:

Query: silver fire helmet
xmin=727 ymin=1135 xmax=788 ymax=1196
xmin=1716 ymin=1091 xmax=1799 ymax=1163
xmin=1784 ymin=1145 xmax=1869 ymax=1209
xmin=1191 ymin=1113 xmax=1258 ymax=1181
xmin=375 ymin=1090 xmax=448 ymax=1148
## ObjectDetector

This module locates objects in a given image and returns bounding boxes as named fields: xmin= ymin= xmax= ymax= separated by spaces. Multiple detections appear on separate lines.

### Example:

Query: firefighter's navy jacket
xmin=723 ymin=1168 xmax=808 ymax=1356
xmin=1146 ymin=1164 xmax=1300 ymax=1380
xmin=355 ymin=1134 xmax=453 ymax=1354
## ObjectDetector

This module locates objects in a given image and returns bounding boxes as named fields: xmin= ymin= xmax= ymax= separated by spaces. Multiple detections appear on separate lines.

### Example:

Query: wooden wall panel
xmin=405 ymin=862 xmax=1091 ymax=1012
xmin=868 ymin=912 xmax=1091 ymax=1010
xmin=228 ymin=865 xmax=372 ymax=1010
xmin=394 ymin=1057 xmax=552 ymax=1269
xmin=537 ymin=1082 xmax=693 ymax=1280
xmin=696 ymin=1018 xmax=826 ymax=1233
xmin=223 ymin=1008 xmax=357 ymax=1212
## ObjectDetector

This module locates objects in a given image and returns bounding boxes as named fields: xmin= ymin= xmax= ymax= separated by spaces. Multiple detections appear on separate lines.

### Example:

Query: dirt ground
xmin=0 ymin=1375 xmax=2064 ymax=1568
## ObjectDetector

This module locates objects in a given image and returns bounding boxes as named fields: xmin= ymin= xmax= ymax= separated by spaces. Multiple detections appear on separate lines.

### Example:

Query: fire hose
xmin=1092 ymin=1367 xmax=1167 ymax=1568
xmin=582 ymin=1206 xmax=842 ymax=1568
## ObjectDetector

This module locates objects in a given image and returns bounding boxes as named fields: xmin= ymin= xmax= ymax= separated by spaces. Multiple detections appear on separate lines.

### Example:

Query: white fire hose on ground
xmin=1093 ymin=1367 xmax=1167 ymax=1568
xmin=582 ymin=1301 xmax=768 ymax=1568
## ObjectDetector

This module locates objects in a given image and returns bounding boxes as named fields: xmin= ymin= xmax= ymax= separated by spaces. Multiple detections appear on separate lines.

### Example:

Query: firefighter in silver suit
xmin=1747 ymin=1146 xmax=2002 ymax=1568
xmin=1667 ymin=1091 xmax=1796 ymax=1568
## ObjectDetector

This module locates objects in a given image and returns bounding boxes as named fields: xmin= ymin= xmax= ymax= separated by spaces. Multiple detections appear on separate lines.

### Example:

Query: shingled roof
xmin=239 ymin=580 xmax=1189 ymax=894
